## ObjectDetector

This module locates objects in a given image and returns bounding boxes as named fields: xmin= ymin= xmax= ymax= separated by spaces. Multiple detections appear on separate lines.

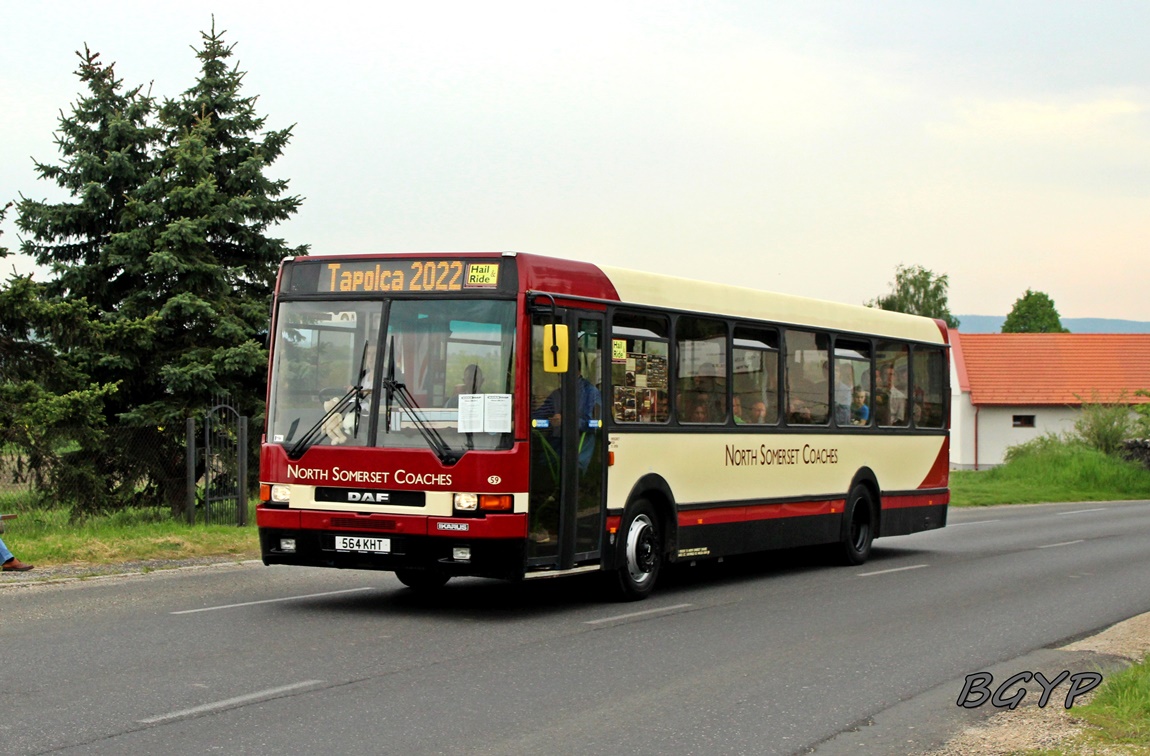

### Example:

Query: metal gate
xmin=185 ymin=398 xmax=248 ymax=525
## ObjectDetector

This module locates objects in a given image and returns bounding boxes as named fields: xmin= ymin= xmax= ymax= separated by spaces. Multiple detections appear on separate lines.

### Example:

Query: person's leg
xmin=0 ymin=536 xmax=14 ymax=564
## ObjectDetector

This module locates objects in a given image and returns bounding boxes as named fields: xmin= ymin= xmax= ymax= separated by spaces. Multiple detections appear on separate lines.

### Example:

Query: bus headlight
xmin=454 ymin=493 xmax=478 ymax=511
xmin=271 ymin=485 xmax=292 ymax=503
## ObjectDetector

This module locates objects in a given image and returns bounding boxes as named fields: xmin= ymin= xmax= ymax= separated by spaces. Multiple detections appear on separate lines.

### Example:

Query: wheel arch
xmin=848 ymin=467 xmax=882 ymax=537
xmin=619 ymin=473 xmax=678 ymax=561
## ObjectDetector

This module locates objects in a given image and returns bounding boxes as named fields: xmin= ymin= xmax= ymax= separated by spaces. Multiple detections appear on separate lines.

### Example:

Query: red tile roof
xmin=954 ymin=332 xmax=1150 ymax=406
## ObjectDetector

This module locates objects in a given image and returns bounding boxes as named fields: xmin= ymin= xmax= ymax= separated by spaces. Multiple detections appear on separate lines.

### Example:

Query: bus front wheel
xmin=395 ymin=568 xmax=450 ymax=592
xmin=838 ymin=484 xmax=875 ymax=566
xmin=615 ymin=500 xmax=662 ymax=601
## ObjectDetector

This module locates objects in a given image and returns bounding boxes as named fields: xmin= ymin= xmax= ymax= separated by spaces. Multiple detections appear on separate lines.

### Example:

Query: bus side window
xmin=913 ymin=347 xmax=946 ymax=428
xmin=785 ymin=330 xmax=830 ymax=425
xmin=733 ymin=325 xmax=778 ymax=424
xmin=834 ymin=338 xmax=872 ymax=427
xmin=610 ymin=311 xmax=670 ymax=424
xmin=677 ymin=316 xmax=728 ymax=424
xmin=875 ymin=342 xmax=910 ymax=427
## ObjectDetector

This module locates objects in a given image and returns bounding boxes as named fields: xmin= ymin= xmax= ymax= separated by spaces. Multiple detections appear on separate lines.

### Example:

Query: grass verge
xmin=1070 ymin=655 xmax=1150 ymax=751
xmin=951 ymin=437 xmax=1150 ymax=506
xmin=0 ymin=499 xmax=258 ymax=567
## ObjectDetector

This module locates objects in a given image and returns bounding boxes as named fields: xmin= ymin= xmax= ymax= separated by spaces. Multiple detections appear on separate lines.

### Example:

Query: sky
xmin=2 ymin=1 xmax=1148 ymax=320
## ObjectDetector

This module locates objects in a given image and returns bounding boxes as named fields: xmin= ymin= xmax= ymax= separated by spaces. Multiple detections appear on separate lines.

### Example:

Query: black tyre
xmin=615 ymin=499 xmax=662 ymax=601
xmin=395 ymin=568 xmax=450 ymax=591
xmin=838 ymin=484 xmax=875 ymax=566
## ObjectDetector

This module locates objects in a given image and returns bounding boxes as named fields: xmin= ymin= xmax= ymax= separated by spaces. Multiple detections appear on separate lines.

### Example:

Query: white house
xmin=949 ymin=332 xmax=1150 ymax=469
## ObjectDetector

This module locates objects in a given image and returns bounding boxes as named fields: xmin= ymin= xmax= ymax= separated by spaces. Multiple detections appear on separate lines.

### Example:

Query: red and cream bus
xmin=257 ymin=252 xmax=949 ymax=599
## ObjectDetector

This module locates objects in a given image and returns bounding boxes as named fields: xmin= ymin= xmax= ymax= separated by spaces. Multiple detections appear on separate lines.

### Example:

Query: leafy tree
xmin=1001 ymin=289 xmax=1070 ymax=333
xmin=866 ymin=264 xmax=960 ymax=329
xmin=1074 ymin=392 xmax=1134 ymax=456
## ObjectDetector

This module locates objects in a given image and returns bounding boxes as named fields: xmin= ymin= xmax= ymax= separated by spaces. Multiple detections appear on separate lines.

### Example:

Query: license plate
xmin=335 ymin=536 xmax=391 ymax=553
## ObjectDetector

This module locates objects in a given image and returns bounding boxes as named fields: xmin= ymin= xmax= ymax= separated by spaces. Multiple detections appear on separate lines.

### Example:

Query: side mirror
xmin=543 ymin=324 xmax=569 ymax=373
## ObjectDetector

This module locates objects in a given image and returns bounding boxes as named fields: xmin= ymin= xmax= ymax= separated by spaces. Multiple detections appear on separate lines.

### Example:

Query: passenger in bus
xmin=789 ymin=361 xmax=829 ymax=424
xmin=445 ymin=364 xmax=484 ymax=407
xmin=688 ymin=401 xmax=709 ymax=423
xmin=875 ymin=362 xmax=907 ymax=425
xmin=851 ymin=387 xmax=871 ymax=424
xmin=834 ymin=365 xmax=854 ymax=425
xmin=748 ymin=400 xmax=770 ymax=424
xmin=732 ymin=395 xmax=746 ymax=424
xmin=788 ymin=400 xmax=811 ymax=424
xmin=532 ymin=374 xmax=602 ymax=472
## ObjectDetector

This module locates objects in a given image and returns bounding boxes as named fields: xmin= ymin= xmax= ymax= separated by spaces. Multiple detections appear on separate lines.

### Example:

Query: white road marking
xmin=1056 ymin=508 xmax=1107 ymax=516
xmin=585 ymin=603 xmax=694 ymax=625
xmin=138 ymin=680 xmax=324 ymax=724
xmin=950 ymin=519 xmax=999 ymax=526
xmin=1037 ymin=539 xmax=1085 ymax=549
xmin=857 ymin=564 xmax=928 ymax=577
xmin=171 ymin=587 xmax=374 ymax=615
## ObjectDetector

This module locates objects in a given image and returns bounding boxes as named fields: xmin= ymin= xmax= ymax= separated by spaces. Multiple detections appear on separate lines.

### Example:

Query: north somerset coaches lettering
xmin=284 ymin=465 xmax=452 ymax=487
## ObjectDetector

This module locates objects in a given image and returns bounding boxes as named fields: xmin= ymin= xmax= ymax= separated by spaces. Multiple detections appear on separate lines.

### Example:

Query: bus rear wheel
xmin=837 ymin=484 xmax=875 ymax=566
xmin=615 ymin=500 xmax=662 ymax=601
xmin=395 ymin=568 xmax=450 ymax=591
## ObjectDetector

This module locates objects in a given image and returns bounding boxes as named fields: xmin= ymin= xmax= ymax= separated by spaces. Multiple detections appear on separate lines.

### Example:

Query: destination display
xmin=282 ymin=259 xmax=506 ymax=295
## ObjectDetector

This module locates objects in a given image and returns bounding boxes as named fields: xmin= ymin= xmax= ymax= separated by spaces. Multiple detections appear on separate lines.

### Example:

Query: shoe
xmin=2 ymin=558 xmax=33 ymax=572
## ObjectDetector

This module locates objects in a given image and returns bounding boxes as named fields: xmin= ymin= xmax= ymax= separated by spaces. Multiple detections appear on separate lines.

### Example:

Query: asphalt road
xmin=2 ymin=500 xmax=1148 ymax=755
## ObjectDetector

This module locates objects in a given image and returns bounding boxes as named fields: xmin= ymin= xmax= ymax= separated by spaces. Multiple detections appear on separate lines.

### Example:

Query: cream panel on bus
xmin=605 ymin=432 xmax=945 ymax=510
xmin=284 ymin=489 xmax=530 ymax=517
xmin=600 ymin=266 xmax=946 ymax=345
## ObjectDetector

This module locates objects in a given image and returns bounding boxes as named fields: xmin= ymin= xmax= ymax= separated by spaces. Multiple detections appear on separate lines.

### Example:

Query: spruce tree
xmin=12 ymin=27 xmax=306 ymax=514
xmin=17 ymin=47 xmax=159 ymax=308
xmin=12 ymin=50 xmax=163 ymax=512
xmin=0 ymin=202 xmax=125 ymax=506
xmin=139 ymin=18 xmax=307 ymax=425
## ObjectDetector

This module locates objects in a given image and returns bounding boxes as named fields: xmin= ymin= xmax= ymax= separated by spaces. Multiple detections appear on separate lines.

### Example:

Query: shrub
xmin=1074 ymin=393 xmax=1135 ymax=456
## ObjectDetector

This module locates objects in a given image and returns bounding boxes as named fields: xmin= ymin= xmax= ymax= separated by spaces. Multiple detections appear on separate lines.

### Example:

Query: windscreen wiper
xmin=285 ymin=386 xmax=358 ymax=460
xmin=285 ymin=344 xmax=372 ymax=460
xmin=381 ymin=340 xmax=461 ymax=466
xmin=351 ymin=341 xmax=370 ymax=440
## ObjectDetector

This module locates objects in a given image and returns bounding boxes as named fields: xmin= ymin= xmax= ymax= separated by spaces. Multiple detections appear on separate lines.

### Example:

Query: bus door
xmin=527 ymin=312 xmax=605 ymax=570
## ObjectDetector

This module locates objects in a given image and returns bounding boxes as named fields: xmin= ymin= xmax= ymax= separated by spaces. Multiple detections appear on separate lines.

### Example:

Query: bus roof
xmin=282 ymin=252 xmax=948 ymax=345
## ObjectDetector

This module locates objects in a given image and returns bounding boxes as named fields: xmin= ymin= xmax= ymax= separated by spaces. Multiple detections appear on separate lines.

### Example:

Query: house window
xmin=1012 ymin=415 xmax=1036 ymax=428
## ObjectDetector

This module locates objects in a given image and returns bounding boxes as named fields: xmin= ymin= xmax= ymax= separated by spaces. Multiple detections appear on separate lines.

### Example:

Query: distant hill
xmin=955 ymin=315 xmax=1150 ymax=334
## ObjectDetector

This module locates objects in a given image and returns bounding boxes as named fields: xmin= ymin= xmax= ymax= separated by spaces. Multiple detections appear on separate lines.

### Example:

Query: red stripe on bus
xmin=257 ymin=507 xmax=301 ymax=529
xmin=676 ymin=491 xmax=948 ymax=528
xmin=918 ymin=436 xmax=950 ymax=490
xmin=881 ymin=491 xmax=950 ymax=509
xmin=259 ymin=508 xmax=528 ymax=539
xmin=679 ymin=499 xmax=844 ymax=528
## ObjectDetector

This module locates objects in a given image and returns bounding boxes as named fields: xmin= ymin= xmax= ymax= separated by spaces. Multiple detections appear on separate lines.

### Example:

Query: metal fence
xmin=186 ymin=399 xmax=248 ymax=526
xmin=1 ymin=406 xmax=249 ymax=525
